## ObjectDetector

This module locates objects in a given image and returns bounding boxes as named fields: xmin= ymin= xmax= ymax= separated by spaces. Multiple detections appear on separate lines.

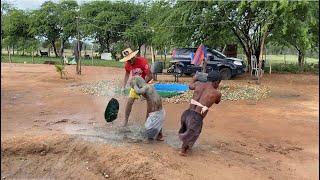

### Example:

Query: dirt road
xmin=1 ymin=63 xmax=319 ymax=180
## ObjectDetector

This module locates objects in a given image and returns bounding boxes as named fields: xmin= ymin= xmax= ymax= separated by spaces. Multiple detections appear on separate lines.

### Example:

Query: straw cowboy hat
xmin=119 ymin=48 xmax=139 ymax=62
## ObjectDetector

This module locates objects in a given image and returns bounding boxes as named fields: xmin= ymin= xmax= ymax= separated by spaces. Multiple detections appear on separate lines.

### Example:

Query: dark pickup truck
xmin=167 ymin=48 xmax=246 ymax=80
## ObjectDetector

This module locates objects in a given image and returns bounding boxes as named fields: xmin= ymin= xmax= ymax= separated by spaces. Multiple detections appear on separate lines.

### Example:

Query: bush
xmin=264 ymin=63 xmax=319 ymax=74
xmin=54 ymin=64 xmax=66 ymax=79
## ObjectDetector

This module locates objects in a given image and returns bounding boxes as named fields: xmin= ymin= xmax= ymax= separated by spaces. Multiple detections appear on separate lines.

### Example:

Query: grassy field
xmin=267 ymin=55 xmax=318 ymax=64
xmin=1 ymin=54 xmax=318 ymax=74
xmin=1 ymin=53 xmax=318 ymax=68
xmin=1 ymin=55 xmax=124 ymax=68
xmin=2 ymin=47 xmax=318 ymax=65
xmin=237 ymin=54 xmax=319 ymax=65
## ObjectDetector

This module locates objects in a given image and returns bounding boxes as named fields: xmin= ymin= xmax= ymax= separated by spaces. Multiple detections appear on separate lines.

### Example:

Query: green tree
xmin=216 ymin=1 xmax=287 ymax=70
xmin=57 ymin=0 xmax=78 ymax=57
xmin=1 ymin=1 xmax=13 ymax=55
xmin=146 ymin=1 xmax=173 ymax=59
xmin=30 ymin=1 xmax=61 ymax=57
xmin=123 ymin=4 xmax=152 ymax=55
xmin=80 ymin=1 xmax=142 ymax=54
xmin=271 ymin=1 xmax=319 ymax=70
xmin=2 ymin=8 xmax=30 ymax=56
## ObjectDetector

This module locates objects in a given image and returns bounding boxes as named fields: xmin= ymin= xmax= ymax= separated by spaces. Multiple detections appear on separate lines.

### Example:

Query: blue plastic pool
xmin=153 ymin=83 xmax=189 ymax=92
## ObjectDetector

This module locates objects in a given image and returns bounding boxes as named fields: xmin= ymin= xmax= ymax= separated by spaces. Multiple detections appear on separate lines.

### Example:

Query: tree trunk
xmin=106 ymin=36 xmax=110 ymax=52
xmin=298 ymin=50 xmax=304 ymax=72
xmin=51 ymin=41 xmax=59 ymax=57
xmin=59 ymin=39 xmax=65 ymax=58
xmin=22 ymin=49 xmax=25 ymax=56
xmin=12 ymin=45 xmax=14 ymax=56
xmin=79 ymin=43 xmax=82 ymax=75
xmin=150 ymin=46 xmax=155 ymax=64
xmin=84 ymin=44 xmax=87 ymax=56
xmin=32 ymin=51 xmax=34 ymax=64
xmin=144 ymin=44 xmax=147 ymax=57
xmin=91 ymin=47 xmax=94 ymax=65
xmin=98 ymin=38 xmax=107 ymax=54
xmin=8 ymin=46 xmax=12 ymax=63
xmin=76 ymin=41 xmax=80 ymax=74
xmin=49 ymin=47 xmax=51 ymax=57
xmin=138 ymin=44 xmax=143 ymax=56
xmin=254 ymin=49 xmax=261 ymax=62
xmin=257 ymin=31 xmax=268 ymax=84
xmin=245 ymin=51 xmax=251 ymax=74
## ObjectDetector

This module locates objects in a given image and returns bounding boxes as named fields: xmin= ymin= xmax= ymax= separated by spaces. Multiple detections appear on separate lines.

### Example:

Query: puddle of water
xmin=164 ymin=130 xmax=182 ymax=148
xmin=64 ymin=123 xmax=183 ymax=148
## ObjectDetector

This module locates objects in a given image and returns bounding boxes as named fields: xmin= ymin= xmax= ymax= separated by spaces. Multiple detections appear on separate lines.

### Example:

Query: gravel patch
xmin=79 ymin=80 xmax=271 ymax=104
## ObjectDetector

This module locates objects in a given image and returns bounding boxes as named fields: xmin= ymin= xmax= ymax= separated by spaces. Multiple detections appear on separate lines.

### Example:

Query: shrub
xmin=54 ymin=64 xmax=67 ymax=79
xmin=264 ymin=63 xmax=318 ymax=74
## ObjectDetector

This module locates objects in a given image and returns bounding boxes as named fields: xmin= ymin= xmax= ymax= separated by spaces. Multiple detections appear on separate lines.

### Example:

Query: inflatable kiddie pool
xmin=153 ymin=83 xmax=189 ymax=98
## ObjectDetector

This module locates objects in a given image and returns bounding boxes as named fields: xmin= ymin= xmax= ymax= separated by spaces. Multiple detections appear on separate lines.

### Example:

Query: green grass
xmin=266 ymin=55 xmax=318 ymax=64
xmin=237 ymin=54 xmax=319 ymax=64
xmin=2 ymin=54 xmax=318 ymax=74
xmin=82 ymin=59 xmax=124 ymax=68
xmin=264 ymin=63 xmax=319 ymax=74
xmin=1 ymin=55 xmax=124 ymax=68
xmin=1 ymin=55 xmax=61 ymax=64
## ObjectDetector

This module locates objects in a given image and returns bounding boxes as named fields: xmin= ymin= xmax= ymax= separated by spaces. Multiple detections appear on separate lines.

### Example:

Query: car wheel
xmin=219 ymin=68 xmax=232 ymax=80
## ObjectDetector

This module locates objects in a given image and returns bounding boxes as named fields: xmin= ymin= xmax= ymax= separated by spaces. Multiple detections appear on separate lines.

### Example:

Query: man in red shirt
xmin=120 ymin=48 xmax=152 ymax=127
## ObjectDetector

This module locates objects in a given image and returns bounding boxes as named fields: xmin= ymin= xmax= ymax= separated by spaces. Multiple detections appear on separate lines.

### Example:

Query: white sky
xmin=6 ymin=0 xmax=87 ymax=10
xmin=5 ymin=0 xmax=143 ymax=10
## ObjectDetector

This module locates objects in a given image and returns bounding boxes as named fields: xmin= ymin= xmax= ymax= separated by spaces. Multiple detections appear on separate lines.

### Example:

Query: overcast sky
xmin=5 ymin=0 xmax=142 ymax=10
xmin=6 ymin=0 xmax=86 ymax=10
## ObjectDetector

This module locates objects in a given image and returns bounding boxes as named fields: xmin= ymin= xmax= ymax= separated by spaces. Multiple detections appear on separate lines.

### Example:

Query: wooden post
xmin=201 ymin=59 xmax=207 ymax=73
xmin=91 ymin=46 xmax=94 ymax=66
xmin=79 ymin=43 xmax=82 ymax=74
xmin=151 ymin=46 xmax=155 ymax=64
xmin=76 ymin=16 xmax=81 ymax=75
xmin=266 ymin=47 xmax=271 ymax=74
xmin=269 ymin=63 xmax=272 ymax=74
xmin=164 ymin=47 xmax=167 ymax=69
xmin=8 ymin=46 xmax=12 ymax=63
xmin=257 ymin=31 xmax=268 ymax=84
xmin=32 ymin=51 xmax=34 ymax=64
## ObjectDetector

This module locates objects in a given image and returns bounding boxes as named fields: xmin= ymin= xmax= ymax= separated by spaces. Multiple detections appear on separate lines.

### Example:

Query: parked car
xmin=167 ymin=48 xmax=246 ymax=80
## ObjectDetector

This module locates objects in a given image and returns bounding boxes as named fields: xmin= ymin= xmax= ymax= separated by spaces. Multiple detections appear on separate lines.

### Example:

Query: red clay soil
xmin=1 ymin=63 xmax=319 ymax=180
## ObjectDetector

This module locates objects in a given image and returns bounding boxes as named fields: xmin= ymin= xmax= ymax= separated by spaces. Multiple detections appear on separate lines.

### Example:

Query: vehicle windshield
xmin=208 ymin=49 xmax=226 ymax=59
xmin=173 ymin=48 xmax=227 ymax=60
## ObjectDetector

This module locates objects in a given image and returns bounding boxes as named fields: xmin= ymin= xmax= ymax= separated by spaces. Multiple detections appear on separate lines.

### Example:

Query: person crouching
xmin=130 ymin=76 xmax=165 ymax=141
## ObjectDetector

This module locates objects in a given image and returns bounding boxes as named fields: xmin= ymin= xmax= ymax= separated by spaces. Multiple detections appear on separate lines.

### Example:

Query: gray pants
xmin=145 ymin=109 xmax=165 ymax=139
xmin=178 ymin=109 xmax=203 ymax=148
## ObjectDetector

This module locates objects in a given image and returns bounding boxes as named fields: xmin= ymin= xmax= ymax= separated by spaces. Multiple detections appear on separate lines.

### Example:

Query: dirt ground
xmin=1 ymin=63 xmax=319 ymax=180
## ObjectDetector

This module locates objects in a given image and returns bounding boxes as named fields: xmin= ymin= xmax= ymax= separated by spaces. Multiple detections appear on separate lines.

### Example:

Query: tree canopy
xmin=1 ymin=0 xmax=318 ymax=68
